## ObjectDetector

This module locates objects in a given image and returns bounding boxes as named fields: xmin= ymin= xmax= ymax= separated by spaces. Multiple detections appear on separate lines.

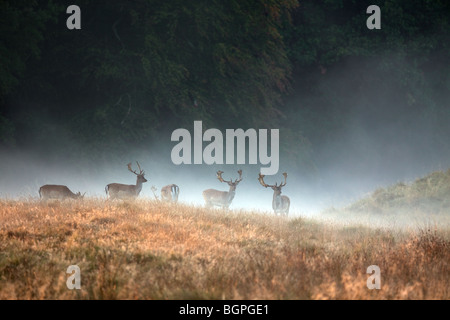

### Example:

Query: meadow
xmin=0 ymin=196 xmax=448 ymax=300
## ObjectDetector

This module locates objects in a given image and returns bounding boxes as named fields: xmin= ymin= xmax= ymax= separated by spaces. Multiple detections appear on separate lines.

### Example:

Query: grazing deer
xmin=105 ymin=162 xmax=147 ymax=200
xmin=39 ymin=185 xmax=84 ymax=201
xmin=258 ymin=172 xmax=290 ymax=216
xmin=202 ymin=170 xmax=242 ymax=209
xmin=161 ymin=184 xmax=179 ymax=203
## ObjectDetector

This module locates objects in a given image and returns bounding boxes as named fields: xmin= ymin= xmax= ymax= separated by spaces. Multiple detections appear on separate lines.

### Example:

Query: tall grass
xmin=0 ymin=199 xmax=448 ymax=299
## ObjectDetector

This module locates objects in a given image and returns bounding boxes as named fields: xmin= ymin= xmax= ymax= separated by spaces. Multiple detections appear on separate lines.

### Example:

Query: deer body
xmin=39 ymin=185 xmax=83 ymax=201
xmin=202 ymin=186 xmax=236 ymax=209
xmin=259 ymin=173 xmax=290 ymax=216
xmin=272 ymin=191 xmax=290 ymax=216
xmin=203 ymin=170 xmax=242 ymax=209
xmin=106 ymin=162 xmax=147 ymax=200
xmin=161 ymin=184 xmax=179 ymax=203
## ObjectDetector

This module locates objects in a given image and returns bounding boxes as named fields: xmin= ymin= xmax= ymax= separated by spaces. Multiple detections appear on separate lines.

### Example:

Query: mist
xmin=2 ymin=89 xmax=450 ymax=219
xmin=1 ymin=1 xmax=449 ymax=223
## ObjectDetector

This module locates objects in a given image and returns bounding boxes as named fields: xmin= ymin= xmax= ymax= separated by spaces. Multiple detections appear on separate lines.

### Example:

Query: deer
xmin=105 ymin=162 xmax=147 ymax=200
xmin=258 ymin=172 xmax=290 ymax=216
xmin=161 ymin=184 xmax=180 ymax=203
xmin=39 ymin=185 xmax=84 ymax=201
xmin=202 ymin=170 xmax=242 ymax=209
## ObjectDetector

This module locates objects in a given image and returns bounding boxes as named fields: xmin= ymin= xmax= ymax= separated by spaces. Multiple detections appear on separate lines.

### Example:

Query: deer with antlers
xmin=202 ymin=170 xmax=242 ymax=209
xmin=105 ymin=162 xmax=147 ymax=200
xmin=258 ymin=172 xmax=290 ymax=216
xmin=160 ymin=184 xmax=180 ymax=203
xmin=39 ymin=185 xmax=85 ymax=201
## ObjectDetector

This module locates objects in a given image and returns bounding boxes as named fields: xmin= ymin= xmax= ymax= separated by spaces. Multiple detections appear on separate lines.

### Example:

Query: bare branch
xmin=151 ymin=186 xmax=159 ymax=200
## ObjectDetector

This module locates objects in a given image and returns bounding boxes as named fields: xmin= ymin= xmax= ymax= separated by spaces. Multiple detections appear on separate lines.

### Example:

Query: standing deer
xmin=39 ymin=185 xmax=84 ymax=201
xmin=202 ymin=170 xmax=242 ymax=209
xmin=105 ymin=162 xmax=147 ymax=200
xmin=161 ymin=184 xmax=179 ymax=203
xmin=258 ymin=172 xmax=290 ymax=216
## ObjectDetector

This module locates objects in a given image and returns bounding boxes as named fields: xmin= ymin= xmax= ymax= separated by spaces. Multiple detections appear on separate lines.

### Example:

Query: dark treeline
xmin=0 ymin=0 xmax=449 ymax=176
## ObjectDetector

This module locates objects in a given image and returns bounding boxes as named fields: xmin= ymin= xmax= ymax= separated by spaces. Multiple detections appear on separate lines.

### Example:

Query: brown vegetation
xmin=0 ymin=199 xmax=448 ymax=300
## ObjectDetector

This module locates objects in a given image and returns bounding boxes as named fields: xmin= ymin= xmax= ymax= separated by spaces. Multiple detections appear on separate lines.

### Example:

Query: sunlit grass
xmin=0 ymin=198 xmax=448 ymax=299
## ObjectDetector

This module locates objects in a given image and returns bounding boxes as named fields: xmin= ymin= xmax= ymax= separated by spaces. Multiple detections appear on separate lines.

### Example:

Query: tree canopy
xmin=0 ymin=0 xmax=449 ymax=172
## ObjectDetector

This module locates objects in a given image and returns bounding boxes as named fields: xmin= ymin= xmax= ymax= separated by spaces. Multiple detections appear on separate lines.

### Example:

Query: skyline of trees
xmin=1 ymin=0 xmax=449 ymax=174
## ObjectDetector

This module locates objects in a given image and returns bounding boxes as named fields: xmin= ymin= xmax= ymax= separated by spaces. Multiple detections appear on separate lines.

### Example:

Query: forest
xmin=1 ymin=0 xmax=449 ymax=179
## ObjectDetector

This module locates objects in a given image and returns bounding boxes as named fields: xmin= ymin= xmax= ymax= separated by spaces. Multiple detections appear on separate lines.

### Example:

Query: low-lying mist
xmin=1 ymin=141 xmax=450 ymax=225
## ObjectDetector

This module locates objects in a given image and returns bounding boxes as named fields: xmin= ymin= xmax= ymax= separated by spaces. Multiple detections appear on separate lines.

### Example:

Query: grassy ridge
xmin=0 ymin=199 xmax=448 ymax=299
xmin=346 ymin=170 xmax=450 ymax=215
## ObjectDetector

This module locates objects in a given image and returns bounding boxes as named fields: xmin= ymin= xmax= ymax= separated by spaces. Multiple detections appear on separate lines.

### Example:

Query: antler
xmin=217 ymin=170 xmax=243 ymax=184
xmin=216 ymin=170 xmax=229 ymax=183
xmin=280 ymin=172 xmax=287 ymax=187
xmin=127 ymin=162 xmax=138 ymax=175
xmin=127 ymin=161 xmax=145 ymax=175
xmin=258 ymin=173 xmax=274 ymax=188
xmin=136 ymin=161 xmax=145 ymax=175
xmin=235 ymin=169 xmax=243 ymax=183
xmin=258 ymin=173 xmax=287 ymax=188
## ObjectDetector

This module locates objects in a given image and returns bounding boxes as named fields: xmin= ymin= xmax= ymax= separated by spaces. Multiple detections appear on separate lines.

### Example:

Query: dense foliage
xmin=0 ymin=0 xmax=449 ymax=170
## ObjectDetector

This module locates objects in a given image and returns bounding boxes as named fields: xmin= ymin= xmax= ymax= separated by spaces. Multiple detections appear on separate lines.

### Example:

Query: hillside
xmin=0 ymin=199 xmax=448 ymax=300
xmin=321 ymin=170 xmax=450 ymax=223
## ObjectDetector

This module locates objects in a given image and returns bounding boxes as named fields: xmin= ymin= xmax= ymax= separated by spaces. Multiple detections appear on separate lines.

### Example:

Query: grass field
xmin=0 ymin=196 xmax=448 ymax=300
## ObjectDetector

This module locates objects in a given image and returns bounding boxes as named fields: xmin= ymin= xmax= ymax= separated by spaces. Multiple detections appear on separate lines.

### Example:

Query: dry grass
xmin=0 ymin=198 xmax=448 ymax=300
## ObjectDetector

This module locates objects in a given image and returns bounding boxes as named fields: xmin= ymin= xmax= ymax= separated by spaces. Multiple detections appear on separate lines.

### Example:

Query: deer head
xmin=258 ymin=172 xmax=290 ymax=215
xmin=127 ymin=161 xmax=147 ymax=183
xmin=217 ymin=169 xmax=242 ymax=191
xmin=258 ymin=172 xmax=287 ymax=195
